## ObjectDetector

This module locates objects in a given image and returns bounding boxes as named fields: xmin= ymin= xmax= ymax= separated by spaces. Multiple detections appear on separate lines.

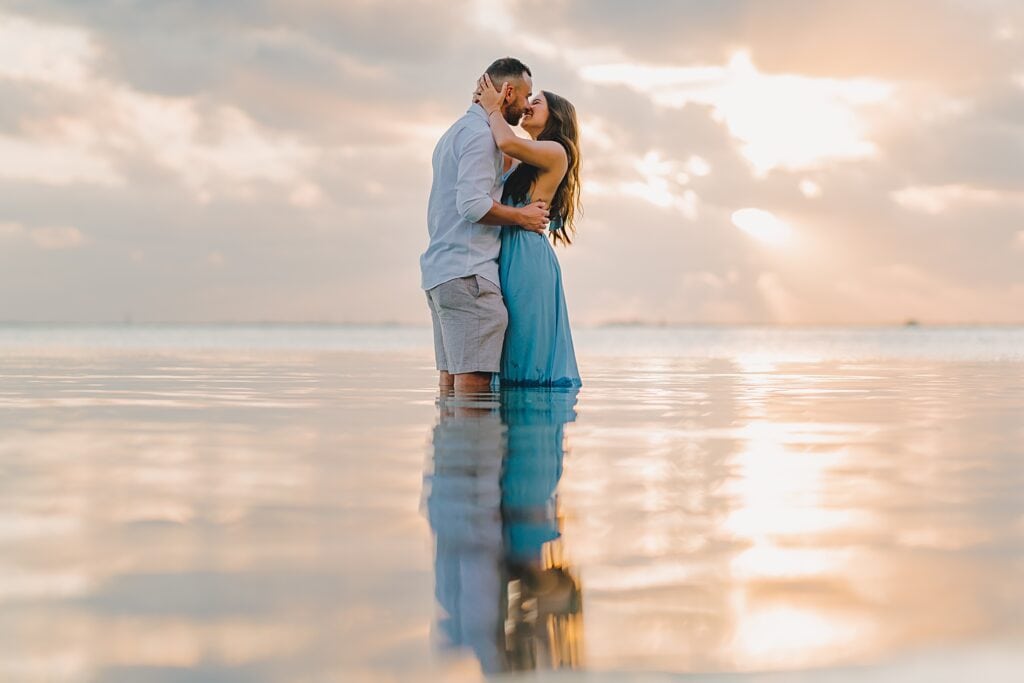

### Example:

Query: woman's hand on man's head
xmin=475 ymin=73 xmax=509 ymax=116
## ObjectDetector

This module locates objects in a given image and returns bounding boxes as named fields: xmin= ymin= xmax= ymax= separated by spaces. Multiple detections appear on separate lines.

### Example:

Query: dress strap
xmin=500 ymin=162 xmax=520 ymax=183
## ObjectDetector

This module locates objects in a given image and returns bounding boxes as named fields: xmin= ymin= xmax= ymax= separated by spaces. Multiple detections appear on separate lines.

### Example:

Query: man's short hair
xmin=486 ymin=57 xmax=531 ymax=84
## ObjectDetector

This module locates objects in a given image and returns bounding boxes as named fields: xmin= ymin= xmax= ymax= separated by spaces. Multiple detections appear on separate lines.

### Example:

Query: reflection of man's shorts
xmin=425 ymin=275 xmax=507 ymax=374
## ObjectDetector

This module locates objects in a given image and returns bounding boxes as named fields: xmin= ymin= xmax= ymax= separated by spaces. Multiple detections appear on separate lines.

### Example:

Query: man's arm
xmin=454 ymin=126 xmax=549 ymax=234
xmin=478 ymin=199 xmax=549 ymax=231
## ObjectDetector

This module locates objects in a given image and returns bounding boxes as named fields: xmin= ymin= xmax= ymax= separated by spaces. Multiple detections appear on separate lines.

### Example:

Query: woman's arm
xmin=476 ymin=75 xmax=567 ymax=173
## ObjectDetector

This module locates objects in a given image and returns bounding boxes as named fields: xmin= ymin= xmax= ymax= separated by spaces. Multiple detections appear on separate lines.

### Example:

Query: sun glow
xmin=731 ymin=208 xmax=793 ymax=246
xmin=581 ymin=52 xmax=893 ymax=175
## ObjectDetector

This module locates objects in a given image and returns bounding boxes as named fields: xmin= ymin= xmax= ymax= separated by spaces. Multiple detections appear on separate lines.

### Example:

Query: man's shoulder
xmin=450 ymin=111 xmax=490 ymax=139
xmin=434 ymin=110 xmax=495 ymax=168
xmin=435 ymin=127 xmax=490 ymax=170
xmin=437 ymin=112 xmax=484 ymax=149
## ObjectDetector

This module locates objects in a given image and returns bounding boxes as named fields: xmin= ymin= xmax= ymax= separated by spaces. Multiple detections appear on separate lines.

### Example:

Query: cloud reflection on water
xmin=0 ymin=347 xmax=1021 ymax=681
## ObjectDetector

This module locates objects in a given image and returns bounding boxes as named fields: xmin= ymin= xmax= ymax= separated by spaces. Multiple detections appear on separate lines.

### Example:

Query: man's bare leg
xmin=439 ymin=371 xmax=454 ymax=391
xmin=454 ymin=371 xmax=493 ymax=393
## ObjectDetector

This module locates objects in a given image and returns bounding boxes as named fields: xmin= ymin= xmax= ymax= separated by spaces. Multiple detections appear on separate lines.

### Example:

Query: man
xmin=420 ymin=57 xmax=550 ymax=393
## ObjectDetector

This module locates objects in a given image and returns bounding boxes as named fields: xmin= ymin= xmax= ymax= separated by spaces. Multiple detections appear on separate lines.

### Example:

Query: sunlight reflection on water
xmin=0 ymin=328 xmax=1021 ymax=681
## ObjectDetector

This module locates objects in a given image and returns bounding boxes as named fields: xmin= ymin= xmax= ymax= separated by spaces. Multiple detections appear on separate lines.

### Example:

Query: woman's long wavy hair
xmin=502 ymin=90 xmax=582 ymax=246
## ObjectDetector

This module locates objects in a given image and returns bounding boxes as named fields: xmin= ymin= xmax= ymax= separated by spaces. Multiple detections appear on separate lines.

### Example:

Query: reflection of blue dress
xmin=500 ymin=388 xmax=579 ymax=562
xmin=497 ymin=180 xmax=582 ymax=387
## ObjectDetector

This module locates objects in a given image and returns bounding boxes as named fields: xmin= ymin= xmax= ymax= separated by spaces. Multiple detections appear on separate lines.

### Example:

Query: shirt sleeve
xmin=454 ymin=125 xmax=498 ymax=223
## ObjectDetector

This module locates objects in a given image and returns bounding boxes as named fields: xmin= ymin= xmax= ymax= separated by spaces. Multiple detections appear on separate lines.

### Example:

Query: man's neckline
xmin=467 ymin=102 xmax=489 ymax=120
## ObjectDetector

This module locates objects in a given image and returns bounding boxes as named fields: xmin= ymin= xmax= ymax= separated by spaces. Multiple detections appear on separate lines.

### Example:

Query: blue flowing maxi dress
xmin=496 ymin=169 xmax=582 ymax=388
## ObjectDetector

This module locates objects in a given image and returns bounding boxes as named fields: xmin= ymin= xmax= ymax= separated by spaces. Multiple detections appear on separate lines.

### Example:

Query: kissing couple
xmin=420 ymin=57 xmax=582 ymax=392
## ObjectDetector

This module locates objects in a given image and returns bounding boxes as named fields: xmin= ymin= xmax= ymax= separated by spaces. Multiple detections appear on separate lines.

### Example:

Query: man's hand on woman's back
xmin=517 ymin=200 xmax=549 ymax=234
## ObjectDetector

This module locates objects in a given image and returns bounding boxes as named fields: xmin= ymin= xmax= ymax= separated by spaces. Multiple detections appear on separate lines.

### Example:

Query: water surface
xmin=1 ymin=325 xmax=1022 ymax=681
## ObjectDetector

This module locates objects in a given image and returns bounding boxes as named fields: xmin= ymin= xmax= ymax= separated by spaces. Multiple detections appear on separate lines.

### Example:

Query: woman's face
xmin=520 ymin=92 xmax=548 ymax=135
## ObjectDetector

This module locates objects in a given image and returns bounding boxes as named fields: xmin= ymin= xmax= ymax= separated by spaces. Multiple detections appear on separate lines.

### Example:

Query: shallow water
xmin=1 ymin=326 xmax=1022 ymax=681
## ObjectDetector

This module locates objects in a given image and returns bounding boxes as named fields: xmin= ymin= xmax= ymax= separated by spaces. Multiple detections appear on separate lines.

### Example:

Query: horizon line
xmin=2 ymin=320 xmax=1024 ymax=328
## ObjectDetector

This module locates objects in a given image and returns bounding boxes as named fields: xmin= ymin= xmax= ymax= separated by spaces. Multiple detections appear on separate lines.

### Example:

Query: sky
xmin=1 ymin=0 xmax=1022 ymax=325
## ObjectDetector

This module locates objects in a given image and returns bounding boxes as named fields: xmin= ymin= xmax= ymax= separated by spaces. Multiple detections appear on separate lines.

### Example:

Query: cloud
xmin=30 ymin=225 xmax=85 ymax=250
xmin=509 ymin=0 xmax=1022 ymax=84
xmin=0 ymin=10 xmax=323 ymax=203
xmin=0 ymin=1 xmax=1021 ymax=323
xmin=0 ymin=133 xmax=120 ymax=186
xmin=0 ymin=221 xmax=86 ymax=250
xmin=732 ymin=209 xmax=794 ymax=246
xmin=891 ymin=185 xmax=1024 ymax=214
xmin=0 ymin=221 xmax=25 ymax=238
xmin=0 ymin=12 xmax=94 ymax=87
xmin=582 ymin=51 xmax=894 ymax=175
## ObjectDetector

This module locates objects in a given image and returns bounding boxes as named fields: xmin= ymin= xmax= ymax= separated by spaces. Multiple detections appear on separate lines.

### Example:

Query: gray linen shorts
xmin=425 ymin=275 xmax=508 ymax=374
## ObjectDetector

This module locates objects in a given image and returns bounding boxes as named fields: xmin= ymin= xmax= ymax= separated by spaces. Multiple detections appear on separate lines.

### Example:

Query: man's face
xmin=502 ymin=73 xmax=533 ymax=125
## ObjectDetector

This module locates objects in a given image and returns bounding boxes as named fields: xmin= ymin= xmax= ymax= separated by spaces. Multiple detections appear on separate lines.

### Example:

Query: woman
xmin=475 ymin=74 xmax=582 ymax=388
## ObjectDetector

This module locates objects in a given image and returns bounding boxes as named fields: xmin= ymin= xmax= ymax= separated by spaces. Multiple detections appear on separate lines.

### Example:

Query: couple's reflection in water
xmin=423 ymin=387 xmax=583 ymax=675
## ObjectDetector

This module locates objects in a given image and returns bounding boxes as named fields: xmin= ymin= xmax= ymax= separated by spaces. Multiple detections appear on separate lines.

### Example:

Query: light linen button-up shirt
xmin=420 ymin=104 xmax=504 ymax=291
